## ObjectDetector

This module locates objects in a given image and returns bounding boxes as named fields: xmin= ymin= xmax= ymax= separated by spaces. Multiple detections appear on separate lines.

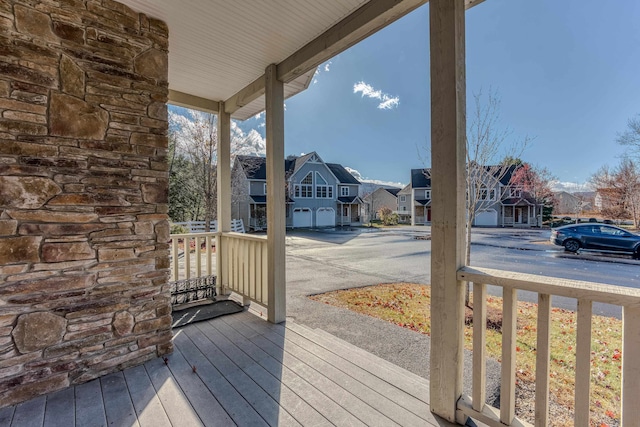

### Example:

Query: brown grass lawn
xmin=310 ymin=283 xmax=622 ymax=427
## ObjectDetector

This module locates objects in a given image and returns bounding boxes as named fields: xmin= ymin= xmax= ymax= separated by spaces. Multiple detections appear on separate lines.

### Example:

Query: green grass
xmin=311 ymin=283 xmax=621 ymax=426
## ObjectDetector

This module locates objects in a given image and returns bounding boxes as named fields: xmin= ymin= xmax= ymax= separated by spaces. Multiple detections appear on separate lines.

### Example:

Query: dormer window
xmin=479 ymin=186 xmax=496 ymax=201
xmin=425 ymin=190 xmax=431 ymax=199
xmin=340 ymin=186 xmax=349 ymax=197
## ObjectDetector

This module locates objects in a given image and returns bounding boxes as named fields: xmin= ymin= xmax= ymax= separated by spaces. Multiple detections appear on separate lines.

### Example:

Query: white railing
xmin=172 ymin=219 xmax=245 ymax=233
xmin=456 ymin=266 xmax=640 ymax=427
xmin=170 ymin=232 xmax=217 ymax=282
xmin=169 ymin=231 xmax=268 ymax=309
xmin=219 ymin=232 xmax=268 ymax=307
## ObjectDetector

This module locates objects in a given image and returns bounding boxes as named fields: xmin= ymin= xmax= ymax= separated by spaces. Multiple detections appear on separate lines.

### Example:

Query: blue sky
xmin=215 ymin=0 xmax=640 ymax=189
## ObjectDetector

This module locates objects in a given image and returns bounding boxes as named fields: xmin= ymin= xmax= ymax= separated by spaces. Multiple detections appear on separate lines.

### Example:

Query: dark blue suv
xmin=550 ymin=223 xmax=640 ymax=259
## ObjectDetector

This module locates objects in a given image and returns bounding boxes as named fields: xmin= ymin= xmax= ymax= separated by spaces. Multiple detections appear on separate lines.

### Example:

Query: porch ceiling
xmin=118 ymin=0 xmax=483 ymax=120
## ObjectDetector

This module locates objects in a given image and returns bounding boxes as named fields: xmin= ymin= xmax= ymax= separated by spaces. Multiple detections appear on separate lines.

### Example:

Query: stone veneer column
xmin=0 ymin=0 xmax=172 ymax=406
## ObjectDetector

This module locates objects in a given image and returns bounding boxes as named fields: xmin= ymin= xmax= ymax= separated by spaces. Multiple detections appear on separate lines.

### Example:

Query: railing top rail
xmin=170 ymin=232 xmax=220 ymax=239
xmin=459 ymin=265 xmax=640 ymax=307
xmin=221 ymin=231 xmax=267 ymax=243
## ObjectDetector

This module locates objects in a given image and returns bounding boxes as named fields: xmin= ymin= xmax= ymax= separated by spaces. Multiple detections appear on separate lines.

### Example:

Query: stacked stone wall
xmin=0 ymin=0 xmax=172 ymax=406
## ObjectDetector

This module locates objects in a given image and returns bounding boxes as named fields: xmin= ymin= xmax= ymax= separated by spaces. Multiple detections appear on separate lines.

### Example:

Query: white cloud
xmin=353 ymin=81 xmax=400 ymax=110
xmin=345 ymin=166 xmax=406 ymax=190
xmin=551 ymin=180 xmax=594 ymax=192
xmin=324 ymin=61 xmax=332 ymax=72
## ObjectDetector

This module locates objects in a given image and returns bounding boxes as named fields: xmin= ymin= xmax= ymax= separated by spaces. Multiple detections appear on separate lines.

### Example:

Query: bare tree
xmin=170 ymin=110 xmax=267 ymax=230
xmin=617 ymin=114 xmax=640 ymax=155
xmin=592 ymin=158 xmax=640 ymax=228
xmin=465 ymin=89 xmax=532 ymax=264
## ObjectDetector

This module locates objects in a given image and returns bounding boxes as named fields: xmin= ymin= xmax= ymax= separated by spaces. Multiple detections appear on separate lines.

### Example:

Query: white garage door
xmin=293 ymin=208 xmax=312 ymax=228
xmin=475 ymin=209 xmax=498 ymax=227
xmin=316 ymin=207 xmax=335 ymax=227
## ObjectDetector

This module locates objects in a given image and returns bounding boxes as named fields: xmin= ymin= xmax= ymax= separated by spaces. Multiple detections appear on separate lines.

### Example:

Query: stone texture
xmin=141 ymin=183 xmax=167 ymax=204
xmin=0 ymin=0 xmax=170 ymax=407
xmin=0 ymin=236 xmax=41 ymax=264
xmin=50 ymin=92 xmax=108 ymax=140
xmin=12 ymin=312 xmax=67 ymax=353
xmin=112 ymin=311 xmax=134 ymax=337
xmin=134 ymin=49 xmax=167 ymax=82
xmin=0 ymin=220 xmax=18 ymax=236
xmin=42 ymin=241 xmax=94 ymax=262
xmin=0 ymin=176 xmax=61 ymax=209
xmin=60 ymin=55 xmax=85 ymax=98
xmin=14 ymin=5 xmax=57 ymax=43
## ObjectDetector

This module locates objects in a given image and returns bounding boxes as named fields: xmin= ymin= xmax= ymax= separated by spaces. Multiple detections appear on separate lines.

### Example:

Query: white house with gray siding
xmin=233 ymin=152 xmax=362 ymax=229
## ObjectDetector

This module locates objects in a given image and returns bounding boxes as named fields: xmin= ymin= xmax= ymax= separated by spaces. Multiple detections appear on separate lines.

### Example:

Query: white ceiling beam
xmin=168 ymin=90 xmax=219 ymax=113
xmin=224 ymin=75 xmax=266 ymax=115
xmin=277 ymin=0 xmax=427 ymax=84
xmin=225 ymin=0 xmax=485 ymax=116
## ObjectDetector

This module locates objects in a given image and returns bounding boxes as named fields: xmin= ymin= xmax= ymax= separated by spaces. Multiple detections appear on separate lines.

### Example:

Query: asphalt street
xmin=283 ymin=226 xmax=639 ymax=405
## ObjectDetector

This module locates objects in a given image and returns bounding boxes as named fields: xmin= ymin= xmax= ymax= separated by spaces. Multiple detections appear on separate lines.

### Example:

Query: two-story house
xmin=396 ymin=184 xmax=412 ymax=223
xmin=408 ymin=169 xmax=432 ymax=225
xmin=361 ymin=187 xmax=401 ymax=222
xmin=233 ymin=152 xmax=362 ymax=230
xmin=406 ymin=166 xmax=542 ymax=227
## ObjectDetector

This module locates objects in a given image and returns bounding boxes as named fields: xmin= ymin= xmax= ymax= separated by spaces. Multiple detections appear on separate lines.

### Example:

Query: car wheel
xmin=634 ymin=248 xmax=640 ymax=260
xmin=563 ymin=239 xmax=580 ymax=253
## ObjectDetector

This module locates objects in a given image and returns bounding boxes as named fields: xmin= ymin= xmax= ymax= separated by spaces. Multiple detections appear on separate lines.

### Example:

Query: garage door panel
xmin=316 ymin=208 xmax=335 ymax=227
xmin=475 ymin=209 xmax=498 ymax=227
xmin=293 ymin=208 xmax=312 ymax=228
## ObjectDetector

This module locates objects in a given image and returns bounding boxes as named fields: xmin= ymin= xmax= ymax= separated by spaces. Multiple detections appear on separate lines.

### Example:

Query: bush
xmin=170 ymin=224 xmax=189 ymax=234
xmin=378 ymin=207 xmax=398 ymax=226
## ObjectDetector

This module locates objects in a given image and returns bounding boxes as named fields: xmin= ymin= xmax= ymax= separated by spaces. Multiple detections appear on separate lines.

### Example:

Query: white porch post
xmin=429 ymin=0 xmax=467 ymax=423
xmin=216 ymin=102 xmax=232 ymax=296
xmin=265 ymin=63 xmax=286 ymax=323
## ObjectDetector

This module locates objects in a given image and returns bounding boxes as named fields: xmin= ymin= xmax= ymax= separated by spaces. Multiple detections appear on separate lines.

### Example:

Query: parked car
xmin=550 ymin=223 xmax=640 ymax=258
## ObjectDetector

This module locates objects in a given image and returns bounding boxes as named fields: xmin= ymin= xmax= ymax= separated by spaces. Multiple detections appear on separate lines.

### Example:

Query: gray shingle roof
xmin=411 ymin=169 xmax=431 ymax=188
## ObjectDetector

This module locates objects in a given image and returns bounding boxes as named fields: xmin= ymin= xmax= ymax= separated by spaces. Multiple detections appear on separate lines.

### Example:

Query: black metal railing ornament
xmin=170 ymin=276 xmax=216 ymax=306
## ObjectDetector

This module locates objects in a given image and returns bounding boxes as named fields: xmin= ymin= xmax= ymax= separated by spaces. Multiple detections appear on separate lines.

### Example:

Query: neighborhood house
xmin=407 ymin=166 xmax=543 ymax=227
xmin=233 ymin=152 xmax=362 ymax=230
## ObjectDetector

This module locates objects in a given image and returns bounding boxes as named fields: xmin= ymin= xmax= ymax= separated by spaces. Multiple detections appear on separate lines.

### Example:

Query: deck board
xmin=43 ymin=387 xmax=75 ymax=427
xmin=122 ymin=365 xmax=172 ymax=427
xmin=0 ymin=310 xmax=456 ymax=427
xmin=101 ymin=372 xmax=140 ymax=427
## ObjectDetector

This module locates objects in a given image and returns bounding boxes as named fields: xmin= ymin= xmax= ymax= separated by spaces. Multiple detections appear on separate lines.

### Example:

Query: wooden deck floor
xmin=0 ymin=310 xmax=458 ymax=427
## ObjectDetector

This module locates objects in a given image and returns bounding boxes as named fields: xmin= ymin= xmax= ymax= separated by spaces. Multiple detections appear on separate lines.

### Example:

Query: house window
xmin=315 ymin=172 xmax=333 ymax=198
xmin=263 ymin=183 xmax=267 ymax=194
xmin=509 ymin=187 xmax=522 ymax=198
xmin=425 ymin=190 xmax=431 ymax=199
xmin=294 ymin=172 xmax=313 ymax=198
xmin=400 ymin=195 xmax=406 ymax=202
xmin=479 ymin=186 xmax=495 ymax=201
xmin=340 ymin=186 xmax=349 ymax=197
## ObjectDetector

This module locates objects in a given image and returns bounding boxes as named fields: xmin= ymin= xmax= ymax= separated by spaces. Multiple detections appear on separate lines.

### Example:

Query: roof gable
xmin=411 ymin=169 xmax=431 ymax=188
xmin=327 ymin=163 xmax=360 ymax=184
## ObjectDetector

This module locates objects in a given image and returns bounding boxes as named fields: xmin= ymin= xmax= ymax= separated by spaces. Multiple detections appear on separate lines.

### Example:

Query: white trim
xmin=340 ymin=186 xmax=349 ymax=197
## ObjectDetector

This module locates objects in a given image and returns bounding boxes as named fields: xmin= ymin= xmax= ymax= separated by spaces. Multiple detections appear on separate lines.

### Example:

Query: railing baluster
xmin=622 ymin=306 xmax=640 ymax=426
xmin=184 ymin=236 xmax=191 ymax=280
xmin=195 ymin=236 xmax=202 ymax=277
xmin=472 ymin=282 xmax=486 ymax=412
xmin=501 ymin=287 xmax=517 ymax=425
xmin=262 ymin=242 xmax=268 ymax=304
xmin=171 ymin=237 xmax=179 ymax=281
xmin=535 ymin=293 xmax=551 ymax=427
xmin=575 ymin=299 xmax=592 ymax=426
xmin=249 ymin=241 xmax=256 ymax=300
xmin=206 ymin=235 xmax=212 ymax=276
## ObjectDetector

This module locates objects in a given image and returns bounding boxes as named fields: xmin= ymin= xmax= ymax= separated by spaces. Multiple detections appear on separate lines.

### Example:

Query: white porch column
xmin=216 ymin=102 xmax=232 ymax=296
xmin=429 ymin=0 xmax=467 ymax=422
xmin=265 ymin=64 xmax=286 ymax=323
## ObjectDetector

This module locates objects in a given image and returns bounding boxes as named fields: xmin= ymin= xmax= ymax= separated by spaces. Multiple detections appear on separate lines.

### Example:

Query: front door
xmin=515 ymin=207 xmax=522 ymax=223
